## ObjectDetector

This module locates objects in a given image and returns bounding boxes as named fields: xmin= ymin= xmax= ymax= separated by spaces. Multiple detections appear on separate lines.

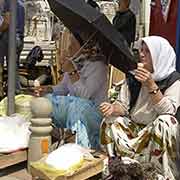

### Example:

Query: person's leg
xmin=45 ymin=94 xmax=70 ymax=128
xmin=101 ymin=114 xmax=179 ymax=179
xmin=46 ymin=95 xmax=91 ymax=148
xmin=67 ymin=97 xmax=103 ymax=149
xmin=46 ymin=95 xmax=103 ymax=149
xmin=149 ymin=115 xmax=179 ymax=180
xmin=101 ymin=116 xmax=143 ymax=157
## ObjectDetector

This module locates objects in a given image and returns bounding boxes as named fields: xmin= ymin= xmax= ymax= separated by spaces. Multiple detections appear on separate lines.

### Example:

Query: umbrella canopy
xmin=48 ymin=0 xmax=137 ymax=73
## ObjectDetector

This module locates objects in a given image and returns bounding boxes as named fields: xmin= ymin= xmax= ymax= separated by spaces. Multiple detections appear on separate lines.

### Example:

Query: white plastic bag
xmin=0 ymin=114 xmax=31 ymax=153
xmin=45 ymin=143 xmax=93 ymax=171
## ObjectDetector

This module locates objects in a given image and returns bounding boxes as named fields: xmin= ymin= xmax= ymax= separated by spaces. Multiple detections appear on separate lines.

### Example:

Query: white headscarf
xmin=141 ymin=36 xmax=176 ymax=81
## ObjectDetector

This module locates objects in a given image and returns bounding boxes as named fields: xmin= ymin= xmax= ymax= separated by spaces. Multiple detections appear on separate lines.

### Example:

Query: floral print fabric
xmin=101 ymin=114 xmax=179 ymax=179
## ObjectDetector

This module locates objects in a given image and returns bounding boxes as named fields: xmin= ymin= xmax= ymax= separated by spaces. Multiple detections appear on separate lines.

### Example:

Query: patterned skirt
xmin=46 ymin=94 xmax=103 ymax=149
xmin=100 ymin=115 xmax=179 ymax=180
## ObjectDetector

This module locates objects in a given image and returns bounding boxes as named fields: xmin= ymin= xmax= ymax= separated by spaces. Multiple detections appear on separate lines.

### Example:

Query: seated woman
xmin=38 ymin=36 xmax=108 ymax=150
xmin=100 ymin=36 xmax=180 ymax=179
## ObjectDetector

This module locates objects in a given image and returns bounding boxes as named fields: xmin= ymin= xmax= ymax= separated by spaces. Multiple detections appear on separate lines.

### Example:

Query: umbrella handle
xmin=71 ymin=31 xmax=98 ymax=60
xmin=107 ymin=49 xmax=113 ymax=64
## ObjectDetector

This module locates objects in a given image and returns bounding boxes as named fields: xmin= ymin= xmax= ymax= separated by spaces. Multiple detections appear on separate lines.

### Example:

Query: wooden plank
xmin=60 ymin=155 xmax=105 ymax=180
xmin=0 ymin=150 xmax=27 ymax=169
xmin=31 ymin=153 xmax=107 ymax=180
xmin=31 ymin=167 xmax=52 ymax=180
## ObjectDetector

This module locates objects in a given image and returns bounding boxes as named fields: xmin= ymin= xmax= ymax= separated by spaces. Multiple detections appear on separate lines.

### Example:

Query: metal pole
xmin=7 ymin=0 xmax=17 ymax=115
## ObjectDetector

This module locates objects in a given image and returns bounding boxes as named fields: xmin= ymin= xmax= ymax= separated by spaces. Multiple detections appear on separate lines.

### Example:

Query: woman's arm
xmin=99 ymin=101 xmax=127 ymax=117
xmin=145 ymin=78 xmax=164 ymax=105
xmin=135 ymin=64 xmax=180 ymax=115
xmin=52 ymin=73 xmax=71 ymax=96
xmin=134 ymin=64 xmax=164 ymax=105
xmin=72 ymin=60 xmax=107 ymax=99
xmin=0 ymin=12 xmax=10 ymax=32
xmin=99 ymin=80 xmax=130 ymax=117
xmin=152 ymin=80 xmax=180 ymax=115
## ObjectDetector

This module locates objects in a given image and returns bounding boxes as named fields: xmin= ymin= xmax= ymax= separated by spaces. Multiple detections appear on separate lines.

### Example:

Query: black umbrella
xmin=48 ymin=0 xmax=137 ymax=73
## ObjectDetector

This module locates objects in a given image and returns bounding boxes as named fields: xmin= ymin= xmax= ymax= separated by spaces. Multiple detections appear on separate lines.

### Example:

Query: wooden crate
xmin=0 ymin=149 xmax=27 ymax=170
xmin=30 ymin=153 xmax=107 ymax=180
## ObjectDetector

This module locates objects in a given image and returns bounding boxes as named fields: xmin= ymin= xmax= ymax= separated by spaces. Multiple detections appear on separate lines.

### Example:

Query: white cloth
xmin=117 ymin=36 xmax=180 ymax=124
xmin=141 ymin=36 xmax=176 ymax=81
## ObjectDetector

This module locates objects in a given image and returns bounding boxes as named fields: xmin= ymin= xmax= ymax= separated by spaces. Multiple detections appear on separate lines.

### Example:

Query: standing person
xmin=0 ymin=0 xmax=25 ymax=97
xmin=100 ymin=36 xmax=180 ymax=179
xmin=0 ymin=0 xmax=9 ymax=32
xmin=113 ymin=0 xmax=136 ymax=47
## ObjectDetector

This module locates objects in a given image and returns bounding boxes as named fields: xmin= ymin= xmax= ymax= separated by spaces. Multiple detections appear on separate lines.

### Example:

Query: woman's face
xmin=139 ymin=42 xmax=154 ymax=73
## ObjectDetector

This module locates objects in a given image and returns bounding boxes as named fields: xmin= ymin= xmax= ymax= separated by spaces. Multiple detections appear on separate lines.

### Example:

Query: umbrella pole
xmin=7 ymin=0 xmax=17 ymax=115
xmin=71 ymin=31 xmax=97 ymax=60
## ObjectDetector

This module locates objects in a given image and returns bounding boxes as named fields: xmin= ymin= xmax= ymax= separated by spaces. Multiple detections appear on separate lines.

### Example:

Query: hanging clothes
xmin=160 ymin=0 xmax=171 ymax=22
xmin=149 ymin=0 xmax=178 ymax=47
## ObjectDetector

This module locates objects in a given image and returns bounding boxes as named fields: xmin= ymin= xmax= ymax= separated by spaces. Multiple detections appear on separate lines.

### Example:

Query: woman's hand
xmin=134 ymin=63 xmax=163 ymax=104
xmin=134 ymin=63 xmax=152 ymax=83
xmin=34 ymin=86 xmax=53 ymax=97
xmin=99 ymin=102 xmax=126 ymax=117
xmin=61 ymin=60 xmax=80 ymax=83
xmin=99 ymin=102 xmax=115 ymax=117
xmin=134 ymin=63 xmax=158 ymax=90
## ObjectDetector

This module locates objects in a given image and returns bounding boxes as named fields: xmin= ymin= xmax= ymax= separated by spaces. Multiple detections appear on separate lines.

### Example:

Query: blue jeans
xmin=46 ymin=94 xmax=103 ymax=150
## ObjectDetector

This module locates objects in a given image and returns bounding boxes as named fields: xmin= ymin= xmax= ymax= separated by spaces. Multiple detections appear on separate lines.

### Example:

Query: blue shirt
xmin=0 ymin=0 xmax=25 ymax=37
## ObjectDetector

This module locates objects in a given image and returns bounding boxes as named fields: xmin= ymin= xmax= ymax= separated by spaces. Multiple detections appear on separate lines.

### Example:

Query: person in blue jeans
xmin=0 ymin=0 xmax=25 ymax=97
xmin=36 ymin=35 xmax=108 ymax=150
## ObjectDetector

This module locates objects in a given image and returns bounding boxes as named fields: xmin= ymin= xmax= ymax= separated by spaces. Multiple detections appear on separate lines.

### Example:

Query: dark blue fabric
xmin=0 ymin=0 xmax=24 ymax=90
xmin=2 ymin=0 xmax=24 ymax=37
xmin=3 ymin=0 xmax=10 ymax=12
xmin=0 ymin=0 xmax=24 ymax=63
xmin=176 ymin=0 xmax=180 ymax=72
xmin=16 ymin=0 xmax=25 ymax=37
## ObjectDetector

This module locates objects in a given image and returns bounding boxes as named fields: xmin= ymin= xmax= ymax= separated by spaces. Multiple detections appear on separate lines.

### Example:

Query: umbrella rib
xmin=71 ymin=31 xmax=98 ymax=60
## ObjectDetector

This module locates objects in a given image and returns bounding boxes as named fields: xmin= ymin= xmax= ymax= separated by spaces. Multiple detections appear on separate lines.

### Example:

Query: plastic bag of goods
xmin=0 ymin=94 xmax=33 ymax=120
xmin=0 ymin=114 xmax=31 ymax=153
xmin=32 ymin=143 xmax=94 ymax=176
